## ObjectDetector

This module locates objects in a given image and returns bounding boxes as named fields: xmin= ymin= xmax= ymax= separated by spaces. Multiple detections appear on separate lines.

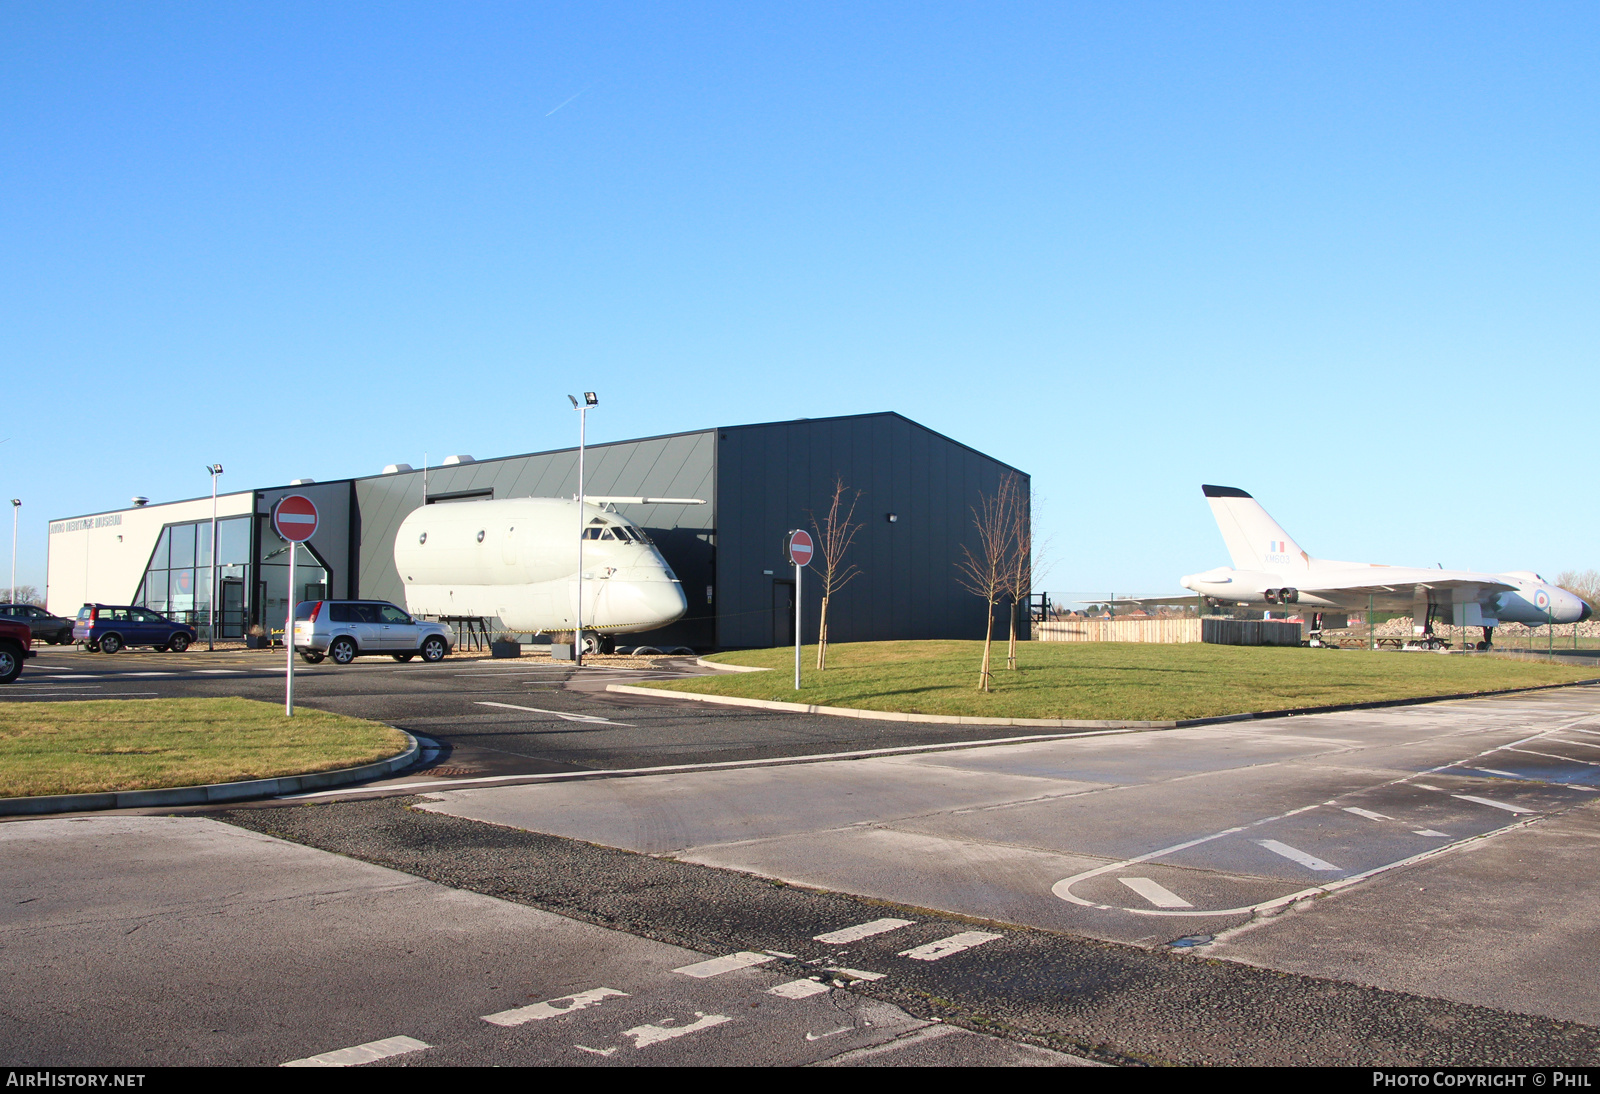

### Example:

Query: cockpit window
xmin=583 ymin=527 xmax=602 ymax=540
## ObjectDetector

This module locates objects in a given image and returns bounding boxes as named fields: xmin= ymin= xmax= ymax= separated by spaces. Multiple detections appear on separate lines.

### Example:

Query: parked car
xmin=292 ymin=600 xmax=453 ymax=665
xmin=0 ymin=603 xmax=75 ymax=645
xmin=0 ymin=617 xmax=34 ymax=683
xmin=73 ymin=604 xmax=198 ymax=654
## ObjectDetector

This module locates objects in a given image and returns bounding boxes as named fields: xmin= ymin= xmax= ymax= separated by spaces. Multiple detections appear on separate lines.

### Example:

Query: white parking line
xmin=1473 ymin=767 xmax=1523 ymax=779
xmin=482 ymin=987 xmax=628 ymax=1026
xmin=672 ymin=951 xmax=775 ymax=978
xmin=769 ymin=979 xmax=832 ymax=999
xmin=1414 ymin=829 xmax=1451 ymax=837
xmin=194 ymin=669 xmax=245 ymax=675
xmin=281 ymin=1035 xmax=430 ymax=1067
xmin=1507 ymin=747 xmax=1600 ymax=768
xmin=122 ymin=672 xmax=174 ymax=677
xmin=620 ymin=1012 xmax=732 ymax=1049
xmin=1453 ymin=794 xmax=1535 ymax=815
xmin=825 ymin=966 xmax=886 ymax=982
xmin=813 ymin=918 xmax=915 ymax=944
xmin=476 ymin=701 xmax=635 ymax=727
xmin=1117 ymin=877 xmax=1193 ymax=909
xmin=897 ymin=931 xmax=1003 ymax=962
xmin=1255 ymin=839 xmax=1341 ymax=872
xmin=1342 ymin=806 xmax=1391 ymax=821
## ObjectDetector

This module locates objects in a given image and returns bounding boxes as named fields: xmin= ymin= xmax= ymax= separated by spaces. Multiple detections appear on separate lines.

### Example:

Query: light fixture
xmin=569 ymin=392 xmax=599 ymax=665
xmin=886 ymin=513 xmax=899 ymax=523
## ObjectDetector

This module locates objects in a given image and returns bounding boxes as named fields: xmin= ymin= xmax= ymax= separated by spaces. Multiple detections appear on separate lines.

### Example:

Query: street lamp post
xmin=9 ymin=499 xmax=19 ymax=603
xmin=206 ymin=465 xmax=223 ymax=650
xmin=568 ymin=392 xmax=598 ymax=667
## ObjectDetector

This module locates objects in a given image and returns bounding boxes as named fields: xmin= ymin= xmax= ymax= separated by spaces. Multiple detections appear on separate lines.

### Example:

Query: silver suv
xmin=292 ymin=600 xmax=453 ymax=665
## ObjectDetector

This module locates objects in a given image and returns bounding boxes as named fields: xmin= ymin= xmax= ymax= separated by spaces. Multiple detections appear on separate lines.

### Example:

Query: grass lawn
xmin=0 ymin=697 xmax=409 ymax=798
xmin=642 ymin=641 xmax=1600 ymax=722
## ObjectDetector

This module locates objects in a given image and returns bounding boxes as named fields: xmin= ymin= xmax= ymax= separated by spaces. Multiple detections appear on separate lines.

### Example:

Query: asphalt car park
xmin=5 ymin=645 xmax=1076 ymax=780
xmin=8 ymin=645 xmax=1600 ymax=1064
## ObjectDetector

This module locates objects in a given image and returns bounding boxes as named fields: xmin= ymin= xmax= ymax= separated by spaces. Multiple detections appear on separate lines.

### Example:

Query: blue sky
xmin=6 ymin=2 xmax=1597 ymax=602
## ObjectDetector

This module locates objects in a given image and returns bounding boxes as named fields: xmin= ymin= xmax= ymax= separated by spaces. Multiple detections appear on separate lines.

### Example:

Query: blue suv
xmin=73 ymin=604 xmax=198 ymax=654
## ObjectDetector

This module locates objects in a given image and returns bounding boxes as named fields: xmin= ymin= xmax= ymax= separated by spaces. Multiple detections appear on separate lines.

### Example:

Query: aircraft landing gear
xmin=1305 ymin=611 xmax=1332 ymax=648
xmin=1477 ymin=626 xmax=1494 ymax=652
xmin=1404 ymin=604 xmax=1451 ymax=651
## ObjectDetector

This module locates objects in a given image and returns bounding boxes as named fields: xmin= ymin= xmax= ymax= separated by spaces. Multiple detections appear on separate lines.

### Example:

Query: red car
xmin=0 ymin=618 xmax=34 ymax=683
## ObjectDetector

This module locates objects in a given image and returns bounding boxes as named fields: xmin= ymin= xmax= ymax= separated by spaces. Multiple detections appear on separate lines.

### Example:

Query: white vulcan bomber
xmin=1181 ymin=485 xmax=1591 ymax=649
xmin=393 ymin=496 xmax=697 ymax=646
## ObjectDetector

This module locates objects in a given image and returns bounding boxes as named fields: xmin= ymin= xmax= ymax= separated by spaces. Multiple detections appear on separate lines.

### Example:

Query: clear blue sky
xmin=6 ymin=2 xmax=1597 ymax=602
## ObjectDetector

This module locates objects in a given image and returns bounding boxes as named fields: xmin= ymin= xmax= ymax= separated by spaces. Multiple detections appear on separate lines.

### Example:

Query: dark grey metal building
xmin=72 ymin=412 xmax=1028 ymax=650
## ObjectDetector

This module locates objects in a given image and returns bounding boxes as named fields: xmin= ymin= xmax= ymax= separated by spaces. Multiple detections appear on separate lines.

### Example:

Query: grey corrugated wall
xmin=714 ymin=413 xmax=1028 ymax=649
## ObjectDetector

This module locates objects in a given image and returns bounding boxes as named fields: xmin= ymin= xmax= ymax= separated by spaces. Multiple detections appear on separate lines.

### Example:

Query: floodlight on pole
xmin=9 ymin=499 xmax=18 ymax=604
xmin=570 ymin=392 xmax=598 ymax=666
xmin=207 ymin=465 xmax=223 ymax=650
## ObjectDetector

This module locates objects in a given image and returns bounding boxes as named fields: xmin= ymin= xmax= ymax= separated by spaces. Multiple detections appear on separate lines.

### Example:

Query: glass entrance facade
xmin=133 ymin=515 xmax=330 ymax=641
xmin=135 ymin=517 xmax=251 ymax=640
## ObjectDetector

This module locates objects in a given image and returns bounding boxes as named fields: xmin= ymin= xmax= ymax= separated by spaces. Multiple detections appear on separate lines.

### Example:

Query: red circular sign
xmin=272 ymin=495 xmax=319 ymax=543
xmin=786 ymin=529 xmax=814 ymax=567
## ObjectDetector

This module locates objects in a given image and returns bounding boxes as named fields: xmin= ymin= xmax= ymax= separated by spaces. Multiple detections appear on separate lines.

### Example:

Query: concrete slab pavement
xmin=0 ymin=816 xmax=1084 ymax=1067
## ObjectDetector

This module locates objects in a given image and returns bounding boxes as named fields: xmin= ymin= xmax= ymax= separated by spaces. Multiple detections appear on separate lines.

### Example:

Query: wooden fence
xmin=1037 ymin=617 xmax=1304 ymax=646
xmin=1200 ymin=618 xmax=1303 ymax=646
xmin=1036 ymin=618 xmax=1201 ymax=643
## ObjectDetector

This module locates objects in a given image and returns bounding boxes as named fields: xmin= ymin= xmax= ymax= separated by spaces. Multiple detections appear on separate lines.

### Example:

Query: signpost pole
xmin=271 ymin=494 xmax=318 ymax=718
xmin=783 ymin=529 xmax=813 ymax=691
xmin=794 ymin=553 xmax=802 ymax=691
xmin=286 ymin=540 xmax=296 ymax=716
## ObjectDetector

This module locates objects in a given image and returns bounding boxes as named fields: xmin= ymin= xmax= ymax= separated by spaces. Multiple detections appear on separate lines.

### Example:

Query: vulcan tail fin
xmin=1201 ymin=486 xmax=1312 ymax=573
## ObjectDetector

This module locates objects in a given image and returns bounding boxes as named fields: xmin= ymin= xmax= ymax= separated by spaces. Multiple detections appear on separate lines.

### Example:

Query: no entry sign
xmin=786 ymin=529 xmax=814 ymax=567
xmin=272 ymin=495 xmax=319 ymax=543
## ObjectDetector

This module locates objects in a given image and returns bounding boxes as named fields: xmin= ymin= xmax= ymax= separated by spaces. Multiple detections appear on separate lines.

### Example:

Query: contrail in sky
xmin=546 ymin=88 xmax=587 ymax=116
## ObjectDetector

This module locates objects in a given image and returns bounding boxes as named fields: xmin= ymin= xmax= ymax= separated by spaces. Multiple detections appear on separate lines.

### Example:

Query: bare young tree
xmin=998 ymin=475 xmax=1031 ymax=670
xmin=1557 ymin=569 xmax=1600 ymax=610
xmin=808 ymin=478 xmax=864 ymax=670
xmin=955 ymin=475 xmax=1019 ymax=693
xmin=2 ymin=584 xmax=42 ymax=606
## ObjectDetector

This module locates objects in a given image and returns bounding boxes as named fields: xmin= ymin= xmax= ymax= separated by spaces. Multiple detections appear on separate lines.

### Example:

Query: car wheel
xmin=0 ymin=643 xmax=20 ymax=683
xmin=60 ymin=628 xmax=74 ymax=645
xmin=329 ymin=637 xmax=357 ymax=665
xmin=168 ymin=633 xmax=191 ymax=653
xmin=392 ymin=652 xmax=415 ymax=662
xmin=300 ymin=650 xmax=325 ymax=664
xmin=420 ymin=636 xmax=447 ymax=663
xmin=99 ymin=633 xmax=123 ymax=655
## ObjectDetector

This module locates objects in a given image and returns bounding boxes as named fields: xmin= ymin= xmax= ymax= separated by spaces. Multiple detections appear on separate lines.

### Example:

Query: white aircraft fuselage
xmin=1180 ymin=486 xmax=1589 ymax=636
xmin=393 ymin=498 xmax=688 ymax=635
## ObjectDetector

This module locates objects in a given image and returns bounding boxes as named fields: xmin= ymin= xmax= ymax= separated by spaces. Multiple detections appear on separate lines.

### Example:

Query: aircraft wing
xmin=1110 ymin=595 xmax=1203 ymax=608
xmin=1300 ymin=576 xmax=1518 ymax=598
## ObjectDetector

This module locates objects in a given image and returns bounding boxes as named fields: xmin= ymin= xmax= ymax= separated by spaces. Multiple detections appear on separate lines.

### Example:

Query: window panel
xmin=142 ymin=571 xmax=169 ymax=613
xmin=169 ymin=524 xmax=196 ymax=568
xmin=149 ymin=528 xmax=171 ymax=572
xmin=217 ymin=517 xmax=250 ymax=565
